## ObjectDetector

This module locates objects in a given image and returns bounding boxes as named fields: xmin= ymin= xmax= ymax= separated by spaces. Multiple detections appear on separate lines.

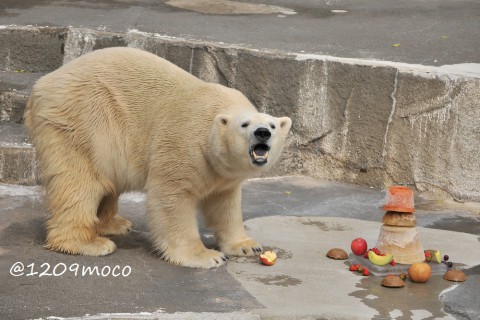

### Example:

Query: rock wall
xmin=1 ymin=26 xmax=479 ymax=201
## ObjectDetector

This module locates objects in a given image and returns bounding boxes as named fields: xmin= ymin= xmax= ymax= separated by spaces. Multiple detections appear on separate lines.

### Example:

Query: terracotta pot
xmin=382 ymin=186 xmax=415 ymax=213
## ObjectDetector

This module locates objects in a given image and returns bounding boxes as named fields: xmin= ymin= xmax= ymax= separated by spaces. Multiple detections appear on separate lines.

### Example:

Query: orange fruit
xmin=408 ymin=262 xmax=432 ymax=283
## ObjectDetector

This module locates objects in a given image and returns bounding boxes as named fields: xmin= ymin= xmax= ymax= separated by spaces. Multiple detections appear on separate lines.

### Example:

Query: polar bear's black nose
xmin=254 ymin=127 xmax=271 ymax=141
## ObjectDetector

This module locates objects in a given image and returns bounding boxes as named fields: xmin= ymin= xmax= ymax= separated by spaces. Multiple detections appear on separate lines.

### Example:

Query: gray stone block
xmin=126 ymin=31 xmax=196 ymax=74
xmin=0 ymin=26 xmax=67 ymax=73
xmin=235 ymin=51 xmax=307 ymax=121
xmin=385 ymin=74 xmax=480 ymax=201
xmin=190 ymin=46 xmax=238 ymax=87
xmin=317 ymin=62 xmax=397 ymax=186
xmin=63 ymin=28 xmax=126 ymax=64
xmin=0 ymin=71 xmax=42 ymax=123
xmin=0 ymin=91 xmax=28 ymax=123
xmin=0 ymin=123 xmax=38 ymax=185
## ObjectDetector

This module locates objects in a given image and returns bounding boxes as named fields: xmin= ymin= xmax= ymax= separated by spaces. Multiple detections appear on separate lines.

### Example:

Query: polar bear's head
xmin=209 ymin=111 xmax=292 ymax=177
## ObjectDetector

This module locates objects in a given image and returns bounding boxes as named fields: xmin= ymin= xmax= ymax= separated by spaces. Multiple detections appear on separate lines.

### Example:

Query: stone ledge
xmin=0 ymin=26 xmax=479 ymax=201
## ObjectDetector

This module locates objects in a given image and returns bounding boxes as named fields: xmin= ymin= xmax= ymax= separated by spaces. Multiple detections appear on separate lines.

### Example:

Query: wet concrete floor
xmin=0 ymin=176 xmax=479 ymax=319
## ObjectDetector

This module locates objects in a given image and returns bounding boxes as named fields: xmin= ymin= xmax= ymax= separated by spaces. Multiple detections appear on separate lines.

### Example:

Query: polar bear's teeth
xmin=253 ymin=150 xmax=269 ymax=160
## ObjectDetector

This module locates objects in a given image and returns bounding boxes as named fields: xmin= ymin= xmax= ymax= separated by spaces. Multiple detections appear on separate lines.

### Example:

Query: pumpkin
xmin=408 ymin=262 xmax=432 ymax=283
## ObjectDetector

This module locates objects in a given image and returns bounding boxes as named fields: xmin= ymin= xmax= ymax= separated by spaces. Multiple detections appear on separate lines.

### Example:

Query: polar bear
xmin=24 ymin=47 xmax=291 ymax=268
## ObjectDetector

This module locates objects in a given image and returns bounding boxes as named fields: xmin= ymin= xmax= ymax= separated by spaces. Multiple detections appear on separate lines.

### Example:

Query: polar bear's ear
xmin=215 ymin=114 xmax=231 ymax=126
xmin=279 ymin=117 xmax=292 ymax=132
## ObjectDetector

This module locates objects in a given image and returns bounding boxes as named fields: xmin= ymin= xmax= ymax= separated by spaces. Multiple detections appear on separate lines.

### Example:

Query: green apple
xmin=368 ymin=250 xmax=393 ymax=266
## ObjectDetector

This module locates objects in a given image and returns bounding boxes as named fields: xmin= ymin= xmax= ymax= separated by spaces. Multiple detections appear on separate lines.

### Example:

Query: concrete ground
xmin=1 ymin=176 xmax=479 ymax=320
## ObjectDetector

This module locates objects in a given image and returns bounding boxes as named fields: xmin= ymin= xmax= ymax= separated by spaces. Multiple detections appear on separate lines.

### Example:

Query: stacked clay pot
xmin=376 ymin=186 xmax=425 ymax=264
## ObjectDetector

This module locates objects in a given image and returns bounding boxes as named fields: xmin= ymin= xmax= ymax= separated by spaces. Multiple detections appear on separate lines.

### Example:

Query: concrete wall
xmin=1 ymin=26 xmax=479 ymax=201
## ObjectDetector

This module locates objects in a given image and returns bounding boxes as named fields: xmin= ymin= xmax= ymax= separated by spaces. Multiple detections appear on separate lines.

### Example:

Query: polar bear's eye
xmin=241 ymin=122 xmax=249 ymax=128
xmin=270 ymin=124 xmax=276 ymax=129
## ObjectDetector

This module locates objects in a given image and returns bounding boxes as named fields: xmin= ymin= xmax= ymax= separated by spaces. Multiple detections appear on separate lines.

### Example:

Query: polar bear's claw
xmin=162 ymin=247 xmax=228 ymax=269
xmin=95 ymin=216 xmax=133 ymax=236
xmin=221 ymin=239 xmax=263 ymax=257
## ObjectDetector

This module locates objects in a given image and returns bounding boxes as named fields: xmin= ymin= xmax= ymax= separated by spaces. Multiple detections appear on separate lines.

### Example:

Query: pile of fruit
xmin=349 ymin=237 xmax=395 ymax=277
xmin=424 ymin=249 xmax=453 ymax=268
xmin=344 ymin=237 xmax=467 ymax=287
xmin=349 ymin=263 xmax=370 ymax=276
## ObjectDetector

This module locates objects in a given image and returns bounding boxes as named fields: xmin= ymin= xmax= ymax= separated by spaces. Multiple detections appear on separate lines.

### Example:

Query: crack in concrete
xmin=188 ymin=47 xmax=194 ymax=74
xmin=303 ymin=129 xmax=332 ymax=146
xmin=340 ymin=86 xmax=355 ymax=157
xmin=382 ymin=69 xmax=398 ymax=160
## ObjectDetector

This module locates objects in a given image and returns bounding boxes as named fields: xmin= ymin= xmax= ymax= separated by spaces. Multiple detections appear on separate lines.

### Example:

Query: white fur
xmin=24 ymin=47 xmax=291 ymax=268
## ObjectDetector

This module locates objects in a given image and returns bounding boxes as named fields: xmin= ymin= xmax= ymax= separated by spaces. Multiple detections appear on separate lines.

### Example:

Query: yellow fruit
xmin=368 ymin=250 xmax=393 ymax=266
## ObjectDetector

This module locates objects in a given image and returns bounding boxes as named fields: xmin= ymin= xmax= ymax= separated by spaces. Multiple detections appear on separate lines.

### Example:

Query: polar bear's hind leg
xmin=95 ymin=195 xmax=133 ymax=236
xmin=39 ymin=136 xmax=117 ymax=256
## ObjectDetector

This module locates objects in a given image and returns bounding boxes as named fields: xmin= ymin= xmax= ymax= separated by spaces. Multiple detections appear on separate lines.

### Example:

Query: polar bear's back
xmin=25 ymin=47 xmax=253 ymax=190
xmin=28 ymin=47 xmax=200 ymax=121
xmin=26 ymin=47 xmax=252 ymax=132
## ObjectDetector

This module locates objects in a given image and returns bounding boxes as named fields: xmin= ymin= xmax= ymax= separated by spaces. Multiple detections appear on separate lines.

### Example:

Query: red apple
xmin=260 ymin=251 xmax=277 ymax=266
xmin=351 ymin=238 xmax=368 ymax=255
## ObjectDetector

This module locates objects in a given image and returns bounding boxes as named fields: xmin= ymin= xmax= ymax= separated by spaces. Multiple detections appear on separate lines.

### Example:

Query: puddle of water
xmin=349 ymin=274 xmax=456 ymax=319
xmin=416 ymin=194 xmax=480 ymax=215
xmin=255 ymin=274 xmax=302 ymax=287
xmin=229 ymin=246 xmax=292 ymax=265
xmin=263 ymin=246 xmax=293 ymax=259
xmin=299 ymin=218 xmax=352 ymax=231
xmin=426 ymin=215 xmax=480 ymax=236
xmin=416 ymin=200 xmax=480 ymax=215
xmin=165 ymin=0 xmax=296 ymax=15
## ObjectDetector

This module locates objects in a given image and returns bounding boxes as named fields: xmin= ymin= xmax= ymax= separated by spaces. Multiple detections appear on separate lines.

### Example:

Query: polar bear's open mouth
xmin=250 ymin=143 xmax=270 ymax=165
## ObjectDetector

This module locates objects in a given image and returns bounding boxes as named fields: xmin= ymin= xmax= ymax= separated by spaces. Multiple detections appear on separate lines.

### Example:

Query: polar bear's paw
xmin=79 ymin=236 xmax=117 ymax=256
xmin=221 ymin=238 xmax=263 ymax=257
xmin=96 ymin=216 xmax=132 ymax=236
xmin=46 ymin=236 xmax=117 ymax=256
xmin=163 ymin=247 xmax=227 ymax=269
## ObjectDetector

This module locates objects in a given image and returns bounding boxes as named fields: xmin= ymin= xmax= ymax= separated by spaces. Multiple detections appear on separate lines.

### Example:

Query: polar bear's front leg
xmin=201 ymin=186 xmax=262 ymax=256
xmin=147 ymin=189 xmax=227 ymax=269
